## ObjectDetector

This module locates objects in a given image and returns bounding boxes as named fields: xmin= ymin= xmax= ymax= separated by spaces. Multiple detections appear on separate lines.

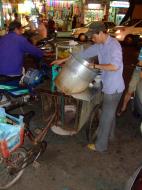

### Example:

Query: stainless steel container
xmin=55 ymin=54 xmax=98 ymax=94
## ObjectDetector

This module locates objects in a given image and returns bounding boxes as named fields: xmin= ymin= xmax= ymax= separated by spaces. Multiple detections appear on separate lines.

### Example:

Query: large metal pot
xmin=55 ymin=54 xmax=98 ymax=94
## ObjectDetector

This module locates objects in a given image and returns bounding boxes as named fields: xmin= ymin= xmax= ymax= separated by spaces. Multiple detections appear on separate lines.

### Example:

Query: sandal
xmin=86 ymin=144 xmax=107 ymax=153
xmin=87 ymin=144 xmax=96 ymax=151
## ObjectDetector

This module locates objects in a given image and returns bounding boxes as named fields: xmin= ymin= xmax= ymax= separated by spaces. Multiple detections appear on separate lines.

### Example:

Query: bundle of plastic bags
xmin=0 ymin=108 xmax=24 ymax=158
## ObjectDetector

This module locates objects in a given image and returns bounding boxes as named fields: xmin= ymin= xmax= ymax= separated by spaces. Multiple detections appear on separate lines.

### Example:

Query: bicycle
xmin=0 ymin=109 xmax=56 ymax=189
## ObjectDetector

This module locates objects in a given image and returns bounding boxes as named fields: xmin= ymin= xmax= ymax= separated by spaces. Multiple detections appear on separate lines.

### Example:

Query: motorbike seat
xmin=0 ymin=75 xmax=21 ymax=83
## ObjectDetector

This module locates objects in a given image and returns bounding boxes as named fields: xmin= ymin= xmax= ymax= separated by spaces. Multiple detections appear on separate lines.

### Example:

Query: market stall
xmin=36 ymin=51 xmax=102 ymax=141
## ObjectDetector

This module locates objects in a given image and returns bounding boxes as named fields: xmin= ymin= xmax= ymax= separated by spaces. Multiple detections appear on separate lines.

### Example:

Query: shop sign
xmin=110 ymin=1 xmax=129 ymax=8
xmin=88 ymin=3 xmax=101 ymax=9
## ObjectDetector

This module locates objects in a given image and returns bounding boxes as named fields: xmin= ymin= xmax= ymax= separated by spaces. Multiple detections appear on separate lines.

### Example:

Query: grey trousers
xmin=95 ymin=92 xmax=122 ymax=152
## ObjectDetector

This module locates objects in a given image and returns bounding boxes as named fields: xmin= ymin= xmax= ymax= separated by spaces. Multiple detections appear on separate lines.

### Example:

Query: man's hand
xmin=50 ymin=56 xmax=70 ymax=66
xmin=88 ymin=63 xmax=95 ymax=69
xmin=50 ymin=59 xmax=65 ymax=65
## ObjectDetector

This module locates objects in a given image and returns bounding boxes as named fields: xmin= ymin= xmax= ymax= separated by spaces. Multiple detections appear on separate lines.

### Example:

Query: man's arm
xmin=94 ymin=63 xmax=118 ymax=71
xmin=21 ymin=36 xmax=43 ymax=58
xmin=95 ymin=40 xmax=123 ymax=72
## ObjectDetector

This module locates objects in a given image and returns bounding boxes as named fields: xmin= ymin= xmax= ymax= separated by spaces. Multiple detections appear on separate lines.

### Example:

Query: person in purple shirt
xmin=51 ymin=22 xmax=125 ymax=153
xmin=0 ymin=21 xmax=43 ymax=77
xmin=80 ymin=22 xmax=125 ymax=152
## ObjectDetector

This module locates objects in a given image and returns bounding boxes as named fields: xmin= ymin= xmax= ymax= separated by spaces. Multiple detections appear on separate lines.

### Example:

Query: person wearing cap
xmin=0 ymin=21 xmax=43 ymax=77
xmin=79 ymin=21 xmax=125 ymax=152
xmin=51 ymin=21 xmax=125 ymax=153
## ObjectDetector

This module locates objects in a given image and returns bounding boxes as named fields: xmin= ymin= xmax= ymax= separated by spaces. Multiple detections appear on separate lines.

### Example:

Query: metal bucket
xmin=55 ymin=54 xmax=98 ymax=94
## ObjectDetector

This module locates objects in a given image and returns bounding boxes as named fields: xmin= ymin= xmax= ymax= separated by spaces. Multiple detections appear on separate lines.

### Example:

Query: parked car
xmin=72 ymin=21 xmax=116 ymax=41
xmin=109 ymin=19 xmax=142 ymax=45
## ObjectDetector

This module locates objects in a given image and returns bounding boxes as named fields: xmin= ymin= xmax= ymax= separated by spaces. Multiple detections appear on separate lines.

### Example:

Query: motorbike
xmin=36 ymin=37 xmax=55 ymax=61
xmin=0 ymin=34 xmax=56 ymax=111
xmin=0 ymin=63 xmax=48 ymax=112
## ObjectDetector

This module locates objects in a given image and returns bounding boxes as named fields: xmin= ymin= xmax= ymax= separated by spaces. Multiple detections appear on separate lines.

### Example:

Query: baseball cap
xmin=86 ymin=21 xmax=106 ymax=38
